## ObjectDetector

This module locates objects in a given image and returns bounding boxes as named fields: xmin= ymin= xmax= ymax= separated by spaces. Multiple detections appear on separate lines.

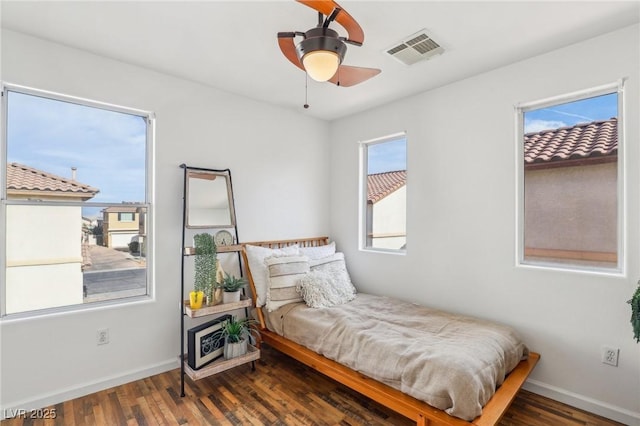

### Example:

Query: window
xmin=1 ymin=84 xmax=154 ymax=316
xmin=517 ymin=83 xmax=622 ymax=272
xmin=118 ymin=212 xmax=135 ymax=222
xmin=359 ymin=133 xmax=407 ymax=252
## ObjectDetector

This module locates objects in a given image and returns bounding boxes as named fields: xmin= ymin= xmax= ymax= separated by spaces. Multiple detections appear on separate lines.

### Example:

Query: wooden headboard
xmin=240 ymin=237 xmax=329 ymax=329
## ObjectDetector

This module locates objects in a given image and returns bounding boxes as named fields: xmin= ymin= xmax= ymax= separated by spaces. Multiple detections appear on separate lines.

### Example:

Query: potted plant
xmin=192 ymin=233 xmax=217 ymax=307
xmin=628 ymin=280 xmax=640 ymax=343
xmin=221 ymin=272 xmax=246 ymax=304
xmin=215 ymin=316 xmax=259 ymax=359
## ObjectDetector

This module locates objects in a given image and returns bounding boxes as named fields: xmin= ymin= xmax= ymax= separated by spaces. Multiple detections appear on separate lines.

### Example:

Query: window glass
xmin=360 ymin=135 xmax=407 ymax=252
xmin=118 ymin=212 xmax=135 ymax=222
xmin=3 ymin=87 xmax=152 ymax=315
xmin=520 ymin=90 xmax=620 ymax=271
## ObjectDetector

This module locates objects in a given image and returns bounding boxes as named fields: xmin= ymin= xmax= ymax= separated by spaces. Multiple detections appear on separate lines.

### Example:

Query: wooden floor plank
xmin=1 ymin=346 xmax=625 ymax=426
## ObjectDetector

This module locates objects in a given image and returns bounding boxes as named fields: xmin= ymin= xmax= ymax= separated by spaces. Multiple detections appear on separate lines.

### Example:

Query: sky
xmin=6 ymin=91 xmax=147 ymax=216
xmin=524 ymin=92 xmax=617 ymax=134
xmin=368 ymin=138 xmax=406 ymax=175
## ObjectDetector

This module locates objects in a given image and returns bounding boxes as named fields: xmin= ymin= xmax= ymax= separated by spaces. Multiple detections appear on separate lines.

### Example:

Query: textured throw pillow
xmin=265 ymin=255 xmax=310 ymax=312
xmin=297 ymin=269 xmax=354 ymax=308
xmin=295 ymin=252 xmax=356 ymax=308
xmin=245 ymin=244 xmax=300 ymax=307
xmin=310 ymin=252 xmax=357 ymax=298
xmin=299 ymin=241 xmax=336 ymax=260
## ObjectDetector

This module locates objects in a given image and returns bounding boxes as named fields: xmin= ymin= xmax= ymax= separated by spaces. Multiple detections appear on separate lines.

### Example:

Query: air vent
xmin=385 ymin=29 xmax=444 ymax=66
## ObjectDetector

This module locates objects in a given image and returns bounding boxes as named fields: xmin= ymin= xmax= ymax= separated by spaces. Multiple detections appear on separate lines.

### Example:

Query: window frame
xmin=515 ymin=80 xmax=625 ymax=275
xmin=0 ymin=83 xmax=155 ymax=319
xmin=118 ymin=212 xmax=135 ymax=222
xmin=358 ymin=131 xmax=407 ymax=255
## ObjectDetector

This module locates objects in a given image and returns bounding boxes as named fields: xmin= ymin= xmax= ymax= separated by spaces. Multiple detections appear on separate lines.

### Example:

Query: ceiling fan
xmin=277 ymin=0 xmax=381 ymax=87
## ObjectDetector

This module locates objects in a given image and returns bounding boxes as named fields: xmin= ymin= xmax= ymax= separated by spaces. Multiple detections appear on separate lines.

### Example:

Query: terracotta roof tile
xmin=367 ymin=170 xmax=406 ymax=203
xmin=524 ymin=118 xmax=617 ymax=164
xmin=7 ymin=163 xmax=99 ymax=196
xmin=102 ymin=206 xmax=139 ymax=213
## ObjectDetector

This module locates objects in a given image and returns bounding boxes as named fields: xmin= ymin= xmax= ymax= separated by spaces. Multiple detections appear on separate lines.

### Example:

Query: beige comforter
xmin=266 ymin=293 xmax=528 ymax=421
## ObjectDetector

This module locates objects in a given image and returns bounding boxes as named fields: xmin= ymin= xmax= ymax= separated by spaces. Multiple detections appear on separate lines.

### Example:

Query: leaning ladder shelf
xmin=179 ymin=164 xmax=256 ymax=398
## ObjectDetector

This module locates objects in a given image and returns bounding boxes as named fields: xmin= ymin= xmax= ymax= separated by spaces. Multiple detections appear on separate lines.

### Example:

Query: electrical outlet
xmin=97 ymin=328 xmax=109 ymax=345
xmin=602 ymin=346 xmax=619 ymax=366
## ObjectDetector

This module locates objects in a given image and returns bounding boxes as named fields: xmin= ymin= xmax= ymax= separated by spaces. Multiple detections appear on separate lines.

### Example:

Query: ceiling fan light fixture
xmin=302 ymin=50 xmax=340 ymax=82
xmin=296 ymin=27 xmax=347 ymax=82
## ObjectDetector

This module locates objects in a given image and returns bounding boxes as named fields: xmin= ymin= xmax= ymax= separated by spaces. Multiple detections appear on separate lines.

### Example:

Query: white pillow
xmin=299 ymin=241 xmax=336 ymax=260
xmin=297 ymin=269 xmax=355 ymax=308
xmin=310 ymin=252 xmax=357 ymax=298
xmin=245 ymin=244 xmax=300 ymax=307
xmin=296 ymin=252 xmax=357 ymax=308
xmin=265 ymin=255 xmax=309 ymax=312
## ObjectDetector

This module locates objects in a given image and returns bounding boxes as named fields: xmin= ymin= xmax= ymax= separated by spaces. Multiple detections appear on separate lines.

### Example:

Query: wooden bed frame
xmin=240 ymin=237 xmax=540 ymax=426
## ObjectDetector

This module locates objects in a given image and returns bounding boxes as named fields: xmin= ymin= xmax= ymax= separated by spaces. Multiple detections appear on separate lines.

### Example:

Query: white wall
xmin=329 ymin=25 xmax=640 ymax=425
xmin=0 ymin=29 xmax=330 ymax=414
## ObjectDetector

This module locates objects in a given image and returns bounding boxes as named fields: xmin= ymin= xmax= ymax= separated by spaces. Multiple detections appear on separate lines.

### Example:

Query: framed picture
xmin=188 ymin=314 xmax=231 ymax=370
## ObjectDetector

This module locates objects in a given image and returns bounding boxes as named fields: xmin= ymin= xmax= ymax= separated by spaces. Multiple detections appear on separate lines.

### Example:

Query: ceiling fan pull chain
xmin=304 ymin=72 xmax=310 ymax=109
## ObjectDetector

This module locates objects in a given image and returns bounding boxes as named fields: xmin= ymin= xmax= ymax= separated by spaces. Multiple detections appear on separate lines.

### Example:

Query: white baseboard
xmin=524 ymin=379 xmax=640 ymax=426
xmin=1 ymin=358 xmax=178 ymax=421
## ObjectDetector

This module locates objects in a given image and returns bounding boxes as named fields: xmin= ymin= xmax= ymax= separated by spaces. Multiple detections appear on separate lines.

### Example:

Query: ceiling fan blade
xmin=296 ymin=0 xmax=364 ymax=45
xmin=277 ymin=33 xmax=304 ymax=71
xmin=328 ymin=65 xmax=381 ymax=87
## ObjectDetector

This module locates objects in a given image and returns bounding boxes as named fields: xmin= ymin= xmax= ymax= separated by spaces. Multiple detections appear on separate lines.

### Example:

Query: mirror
xmin=185 ymin=170 xmax=236 ymax=228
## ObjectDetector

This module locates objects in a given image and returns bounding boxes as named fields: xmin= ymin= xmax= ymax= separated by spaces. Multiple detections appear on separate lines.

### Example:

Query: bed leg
xmin=417 ymin=413 xmax=427 ymax=426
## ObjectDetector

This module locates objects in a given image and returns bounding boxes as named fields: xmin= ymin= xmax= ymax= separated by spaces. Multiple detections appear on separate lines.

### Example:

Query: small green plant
xmin=193 ymin=233 xmax=217 ymax=303
xmin=222 ymin=272 xmax=246 ymax=292
xmin=628 ymin=280 xmax=640 ymax=343
xmin=215 ymin=316 xmax=259 ymax=344
xmin=128 ymin=241 xmax=140 ymax=254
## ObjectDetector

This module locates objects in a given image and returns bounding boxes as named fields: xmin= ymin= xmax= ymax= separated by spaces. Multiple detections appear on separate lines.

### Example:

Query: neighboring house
xmin=523 ymin=118 xmax=618 ymax=266
xmin=5 ymin=163 xmax=99 ymax=313
xmin=101 ymin=205 xmax=143 ymax=248
xmin=82 ymin=216 xmax=98 ymax=245
xmin=367 ymin=170 xmax=407 ymax=250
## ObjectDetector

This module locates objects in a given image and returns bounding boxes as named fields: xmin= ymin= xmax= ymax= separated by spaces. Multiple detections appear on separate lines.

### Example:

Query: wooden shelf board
xmin=184 ymin=244 xmax=242 ymax=255
xmin=183 ymin=345 xmax=260 ymax=381
xmin=184 ymin=295 xmax=252 ymax=318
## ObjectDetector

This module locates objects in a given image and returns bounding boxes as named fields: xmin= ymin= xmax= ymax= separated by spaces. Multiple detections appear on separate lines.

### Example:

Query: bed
xmin=240 ymin=237 xmax=539 ymax=426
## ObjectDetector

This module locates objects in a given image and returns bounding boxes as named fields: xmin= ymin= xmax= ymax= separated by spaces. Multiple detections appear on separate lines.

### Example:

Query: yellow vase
xmin=189 ymin=291 xmax=204 ymax=309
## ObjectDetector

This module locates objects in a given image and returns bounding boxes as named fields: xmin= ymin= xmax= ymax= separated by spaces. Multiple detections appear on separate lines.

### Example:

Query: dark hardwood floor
xmin=1 ymin=345 xmax=625 ymax=425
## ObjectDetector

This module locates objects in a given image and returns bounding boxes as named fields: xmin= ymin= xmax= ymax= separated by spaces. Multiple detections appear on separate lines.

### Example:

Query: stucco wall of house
xmin=5 ymin=204 xmax=84 ymax=313
xmin=524 ymin=162 xmax=617 ymax=259
xmin=370 ymin=186 xmax=406 ymax=249
xmin=105 ymin=212 xmax=139 ymax=231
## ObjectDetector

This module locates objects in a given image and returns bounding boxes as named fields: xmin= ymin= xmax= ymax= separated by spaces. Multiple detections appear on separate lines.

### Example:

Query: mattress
xmin=264 ymin=293 xmax=529 ymax=421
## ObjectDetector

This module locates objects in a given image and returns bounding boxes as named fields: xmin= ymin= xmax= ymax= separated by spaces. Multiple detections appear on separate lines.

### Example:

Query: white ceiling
xmin=2 ymin=1 xmax=639 ymax=121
